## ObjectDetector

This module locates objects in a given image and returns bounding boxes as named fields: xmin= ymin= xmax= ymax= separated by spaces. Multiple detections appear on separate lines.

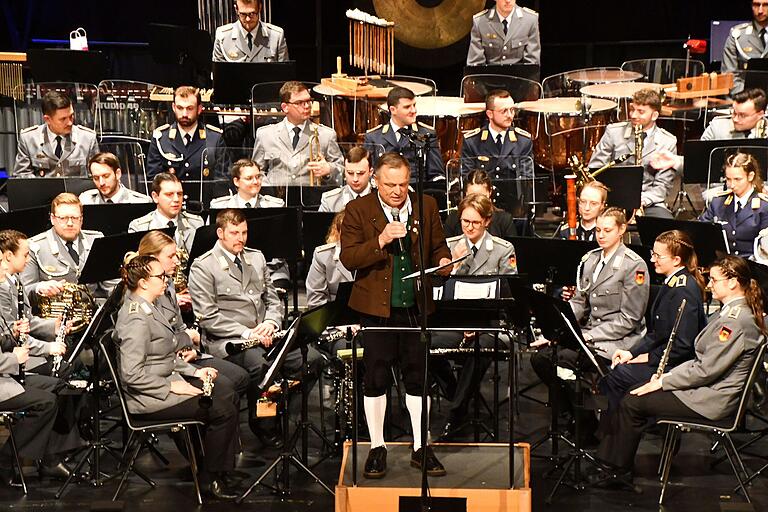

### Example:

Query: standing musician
xmin=699 ymin=152 xmax=768 ymax=258
xmin=601 ymin=230 xmax=707 ymax=413
xmin=252 ymin=81 xmax=344 ymax=186
xmin=128 ymin=173 xmax=205 ymax=256
xmin=588 ymin=88 xmax=678 ymax=218
xmin=146 ymin=86 xmax=224 ymax=181
xmin=466 ymin=0 xmax=540 ymax=66
xmin=434 ymin=194 xmax=517 ymax=439
xmin=306 ymin=210 xmax=354 ymax=309
xmin=595 ymin=256 xmax=767 ymax=483
xmin=212 ymin=0 xmax=289 ymax=63
xmin=556 ymin=181 xmax=608 ymax=242
xmin=13 ymin=90 xmax=99 ymax=177
xmin=209 ymin=158 xmax=284 ymax=209
xmin=114 ymin=254 xmax=241 ymax=500
xmin=364 ymin=87 xmax=444 ymax=182
xmin=79 ymin=152 xmax=151 ymax=205
xmin=460 ymin=90 xmax=533 ymax=177
xmin=340 ymin=152 xmax=452 ymax=479
xmin=723 ymin=0 xmax=768 ymax=93
xmin=444 ymin=170 xmax=517 ymax=238
xmin=318 ymin=146 xmax=374 ymax=213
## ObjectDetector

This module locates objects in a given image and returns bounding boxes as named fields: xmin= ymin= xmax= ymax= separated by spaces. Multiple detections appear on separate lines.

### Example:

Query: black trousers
xmin=361 ymin=307 xmax=425 ymax=397
xmin=597 ymin=390 xmax=704 ymax=470
xmin=0 ymin=387 xmax=58 ymax=463
xmin=599 ymin=362 xmax=656 ymax=413
xmin=133 ymin=378 xmax=238 ymax=473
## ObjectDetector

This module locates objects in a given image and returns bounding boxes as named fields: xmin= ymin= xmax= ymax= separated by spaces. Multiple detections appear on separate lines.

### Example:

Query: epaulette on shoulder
xmin=220 ymin=24 xmax=234 ymax=33
xmin=20 ymin=125 xmax=38 ymax=134
xmin=323 ymin=187 xmax=343 ymax=198
xmin=82 ymin=229 xmax=103 ymax=236
xmin=197 ymin=249 xmax=214 ymax=261
xmin=243 ymin=246 xmax=262 ymax=255
xmin=446 ymin=235 xmax=463 ymax=243
xmin=463 ymin=127 xmax=482 ymax=138
xmin=608 ymin=121 xmax=630 ymax=130
xmin=514 ymin=126 xmax=531 ymax=138
xmin=732 ymin=22 xmax=751 ymax=37
xmin=366 ymin=123 xmax=383 ymax=134
xmin=77 ymin=125 xmax=95 ymax=133
xmin=657 ymin=126 xmax=674 ymax=138
xmin=491 ymin=235 xmax=512 ymax=247
xmin=206 ymin=124 xmax=223 ymax=134
xmin=417 ymin=121 xmax=435 ymax=131
xmin=581 ymin=247 xmax=601 ymax=261
xmin=153 ymin=123 xmax=170 ymax=139
xmin=624 ymin=249 xmax=641 ymax=261
xmin=29 ymin=232 xmax=47 ymax=242
xmin=759 ymin=193 xmax=768 ymax=202
xmin=522 ymin=6 xmax=538 ymax=15
xmin=474 ymin=9 xmax=488 ymax=18
xmin=712 ymin=188 xmax=732 ymax=197
xmin=316 ymin=242 xmax=336 ymax=253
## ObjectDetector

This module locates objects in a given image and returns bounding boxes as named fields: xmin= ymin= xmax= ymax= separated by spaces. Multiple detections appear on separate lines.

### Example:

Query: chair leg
xmin=119 ymin=431 xmax=135 ymax=466
xmin=6 ymin=421 xmax=27 ymax=495
xmin=658 ymin=427 xmax=678 ymax=505
xmin=184 ymin=427 xmax=203 ymax=505
xmin=723 ymin=433 xmax=752 ymax=503
xmin=113 ymin=433 xmax=144 ymax=501
xmin=658 ymin=425 xmax=672 ymax=477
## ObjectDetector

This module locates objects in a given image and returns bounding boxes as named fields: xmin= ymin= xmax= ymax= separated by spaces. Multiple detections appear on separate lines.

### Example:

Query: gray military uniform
xmin=663 ymin=297 xmax=764 ymax=420
xmin=128 ymin=210 xmax=204 ymax=255
xmin=588 ymin=122 xmax=678 ymax=212
xmin=188 ymin=244 xmax=284 ymax=359
xmin=447 ymin=232 xmax=518 ymax=275
xmin=318 ymin=184 xmax=371 ymax=213
xmin=209 ymin=193 xmax=284 ymax=209
xmin=467 ymin=6 xmax=541 ymax=66
xmin=306 ymin=242 xmax=354 ymax=308
xmin=113 ymin=293 xmax=198 ymax=415
xmin=723 ymin=21 xmax=768 ymax=93
xmin=0 ymin=276 xmax=56 ymax=370
xmin=570 ymin=245 xmax=649 ymax=359
xmin=79 ymin=185 xmax=152 ymax=205
xmin=14 ymin=124 xmax=99 ymax=177
xmin=253 ymin=119 xmax=344 ymax=186
xmin=212 ymin=21 xmax=289 ymax=63
xmin=701 ymin=115 xmax=768 ymax=141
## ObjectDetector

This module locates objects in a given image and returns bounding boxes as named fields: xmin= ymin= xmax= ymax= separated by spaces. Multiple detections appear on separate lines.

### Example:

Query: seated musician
xmin=444 ymin=170 xmax=517 ymax=238
xmin=188 ymin=209 xmax=322 ymax=443
xmin=589 ymin=88 xmax=678 ymax=218
xmin=79 ymin=152 xmax=151 ymax=205
xmin=13 ymin=90 xmax=99 ymax=178
xmin=594 ymin=256 xmax=766 ymax=484
xmin=212 ymin=0 xmax=289 ymax=63
xmin=434 ymin=193 xmax=517 ymax=439
xmin=252 ymin=81 xmax=344 ymax=186
xmin=466 ymin=0 xmax=540 ymax=66
xmin=318 ymin=146 xmax=374 ymax=213
xmin=556 ymin=180 xmax=607 ymax=242
xmin=723 ymin=3 xmax=768 ymax=94
xmin=306 ymin=210 xmax=354 ymax=309
xmin=128 ymin=173 xmax=204 ymax=256
xmin=364 ymin=86 xmax=444 ymax=182
xmin=145 ymin=86 xmax=224 ymax=181
xmin=114 ymin=253 xmax=241 ymax=500
xmin=530 ymin=208 xmax=649 ymax=438
xmin=699 ymin=152 xmax=768 ymax=258
xmin=601 ymin=230 xmax=706 ymax=414
xmin=460 ymin=89 xmax=533 ymax=177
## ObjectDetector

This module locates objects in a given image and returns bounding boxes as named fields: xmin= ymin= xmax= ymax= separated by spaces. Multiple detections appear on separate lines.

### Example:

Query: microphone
xmin=390 ymin=208 xmax=405 ymax=253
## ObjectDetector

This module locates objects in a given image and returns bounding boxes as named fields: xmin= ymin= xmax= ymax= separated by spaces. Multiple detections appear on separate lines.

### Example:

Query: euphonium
xmin=38 ymin=282 xmax=96 ymax=333
xmin=308 ymin=124 xmax=321 ymax=187
xmin=634 ymin=122 xmax=644 ymax=165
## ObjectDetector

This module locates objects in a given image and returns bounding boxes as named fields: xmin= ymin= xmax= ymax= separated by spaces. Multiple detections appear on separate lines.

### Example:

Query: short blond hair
xmin=51 ymin=192 xmax=82 ymax=214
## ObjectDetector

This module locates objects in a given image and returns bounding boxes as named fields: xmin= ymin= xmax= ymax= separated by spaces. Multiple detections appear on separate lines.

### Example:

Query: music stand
xmin=463 ymin=64 xmax=541 ymax=82
xmin=682 ymin=139 xmax=768 ymax=185
xmin=0 ymin=206 xmax=50 ymax=236
xmin=212 ymin=61 xmax=297 ymax=105
xmin=301 ymin=210 xmax=336 ymax=267
xmin=27 ymin=49 xmax=107 ymax=84
xmin=594 ymin=165 xmax=644 ymax=211
xmin=147 ymin=23 xmax=212 ymax=88
xmin=82 ymin=203 xmax=156 ymax=236
xmin=78 ymin=229 xmax=175 ymax=285
xmin=507 ymin=236 xmax=598 ymax=288
xmin=8 ymin=178 xmax=93 ymax=211
xmin=636 ymin=216 xmax=729 ymax=267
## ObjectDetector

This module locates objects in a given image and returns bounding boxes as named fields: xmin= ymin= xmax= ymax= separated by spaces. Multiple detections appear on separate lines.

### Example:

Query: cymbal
xmin=372 ymin=0 xmax=485 ymax=50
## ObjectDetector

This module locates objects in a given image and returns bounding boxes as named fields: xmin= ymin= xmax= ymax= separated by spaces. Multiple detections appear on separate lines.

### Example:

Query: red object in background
xmin=684 ymin=39 xmax=708 ymax=54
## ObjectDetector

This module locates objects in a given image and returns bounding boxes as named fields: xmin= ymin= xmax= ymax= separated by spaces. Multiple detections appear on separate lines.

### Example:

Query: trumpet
xmin=308 ymin=124 xmax=321 ymax=187
xmin=199 ymin=372 xmax=214 ymax=409
xmin=655 ymin=298 xmax=687 ymax=378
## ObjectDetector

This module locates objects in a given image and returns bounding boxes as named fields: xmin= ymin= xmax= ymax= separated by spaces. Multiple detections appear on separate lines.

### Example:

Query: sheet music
xmin=454 ymin=280 xmax=497 ymax=299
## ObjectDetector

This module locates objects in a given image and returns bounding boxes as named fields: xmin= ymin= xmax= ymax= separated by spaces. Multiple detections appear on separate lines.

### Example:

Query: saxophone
xmin=655 ymin=298 xmax=687 ymax=378
xmin=568 ymin=153 xmax=631 ymax=190
xmin=633 ymin=122 xmax=644 ymax=165
xmin=308 ymin=124 xmax=321 ymax=187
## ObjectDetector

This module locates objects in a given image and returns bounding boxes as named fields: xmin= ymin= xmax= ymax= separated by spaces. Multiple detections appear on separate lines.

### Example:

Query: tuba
xmin=38 ymin=283 xmax=96 ymax=333
xmin=308 ymin=124 xmax=321 ymax=187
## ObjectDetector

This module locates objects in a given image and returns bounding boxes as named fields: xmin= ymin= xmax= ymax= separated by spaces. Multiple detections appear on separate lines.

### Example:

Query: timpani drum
xmin=517 ymin=97 xmax=617 ymax=171
xmin=580 ymin=82 xmax=664 ymax=121
xmin=562 ymin=69 xmax=643 ymax=95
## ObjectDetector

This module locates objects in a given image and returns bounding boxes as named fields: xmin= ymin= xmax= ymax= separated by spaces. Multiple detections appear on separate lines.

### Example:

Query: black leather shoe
xmin=37 ymin=461 xmax=71 ymax=480
xmin=410 ymin=446 xmax=446 ymax=477
xmin=363 ymin=446 xmax=387 ymax=479
xmin=209 ymin=478 xmax=239 ymax=500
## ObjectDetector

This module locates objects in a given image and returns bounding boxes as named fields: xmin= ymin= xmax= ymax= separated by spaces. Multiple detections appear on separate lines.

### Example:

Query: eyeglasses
xmin=492 ymin=108 xmax=515 ymax=115
xmin=288 ymin=99 xmax=312 ymax=107
xmin=649 ymin=251 xmax=669 ymax=260
xmin=52 ymin=214 xmax=82 ymax=223
xmin=731 ymin=109 xmax=760 ymax=120
xmin=241 ymin=174 xmax=263 ymax=181
xmin=460 ymin=218 xmax=485 ymax=228
xmin=709 ymin=276 xmax=731 ymax=283
xmin=148 ymin=273 xmax=168 ymax=281
xmin=237 ymin=10 xmax=259 ymax=20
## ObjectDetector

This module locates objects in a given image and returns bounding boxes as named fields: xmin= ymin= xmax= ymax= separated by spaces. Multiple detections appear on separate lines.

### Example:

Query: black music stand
xmin=0 ymin=206 xmax=50 ymax=235
xmin=148 ymin=23 xmax=212 ymax=88
xmin=463 ymin=64 xmax=541 ymax=82
xmin=212 ymin=61 xmax=297 ymax=105
xmin=82 ymin=203 xmax=156 ymax=236
xmin=27 ymin=49 xmax=107 ymax=84
xmin=636 ymin=216 xmax=729 ymax=267
xmin=507 ymin=236 xmax=598 ymax=289
xmin=594 ymin=165 xmax=644 ymax=211
xmin=78 ymin=229 xmax=175 ymax=285
xmin=301 ymin=210 xmax=336 ymax=267
xmin=7 ymin=177 xmax=93 ymax=211
xmin=683 ymin=139 xmax=768 ymax=186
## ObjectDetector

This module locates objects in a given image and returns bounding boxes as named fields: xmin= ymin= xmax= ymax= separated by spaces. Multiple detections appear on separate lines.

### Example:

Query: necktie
xmin=399 ymin=126 xmax=412 ymax=145
xmin=184 ymin=133 xmax=192 ymax=146
xmin=502 ymin=19 xmax=508 ymax=36
xmin=496 ymin=133 xmax=503 ymax=152
xmin=167 ymin=220 xmax=175 ymax=229
xmin=65 ymin=241 xmax=79 ymax=265
xmin=105 ymin=198 xmax=113 ymax=204
xmin=292 ymin=126 xmax=301 ymax=149
xmin=247 ymin=32 xmax=253 ymax=51
xmin=54 ymin=136 xmax=63 ymax=159
xmin=762 ymin=29 xmax=767 ymax=50
xmin=593 ymin=259 xmax=605 ymax=282
xmin=245 ymin=201 xmax=253 ymax=208
xmin=471 ymin=245 xmax=478 ymax=256
xmin=234 ymin=255 xmax=243 ymax=275
xmin=736 ymin=200 xmax=742 ymax=214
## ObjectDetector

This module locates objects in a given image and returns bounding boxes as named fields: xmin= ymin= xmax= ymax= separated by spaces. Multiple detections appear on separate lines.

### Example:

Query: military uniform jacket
xmin=363 ymin=122 xmax=444 ymax=181
xmin=0 ymin=276 xmax=56 ymax=369
xmin=699 ymin=189 xmax=768 ymax=257
xmin=702 ymin=115 xmax=768 ymax=141
xmin=466 ymin=7 xmax=540 ymax=66
xmin=306 ymin=242 xmax=354 ymax=308
xmin=0 ymin=347 xmax=24 ymax=403
xmin=79 ymin=185 xmax=152 ymax=205
xmin=253 ymin=120 xmax=343 ymax=186
xmin=128 ymin=210 xmax=204 ymax=255
xmin=155 ymin=280 xmax=193 ymax=350
xmin=556 ymin=222 xmax=596 ymax=242
xmin=114 ymin=292 xmax=198 ymax=415
xmin=212 ymin=21 xmax=289 ymax=63
xmin=209 ymin=193 xmax=284 ymax=209
xmin=318 ymin=185 xmax=371 ymax=213
xmin=723 ymin=21 xmax=768 ymax=91
xmin=588 ymin=122 xmax=678 ymax=208
xmin=146 ymin=122 xmax=224 ymax=181
xmin=13 ymin=124 xmax=99 ymax=177
xmin=443 ymin=209 xmax=517 ymax=239
xmin=628 ymin=268 xmax=706 ymax=369
xmin=570 ymin=244 xmax=649 ymax=358
xmin=447 ymin=231 xmax=517 ymax=275
xmin=460 ymin=127 xmax=533 ymax=178
xmin=188 ymin=244 xmax=284 ymax=359
xmin=663 ymin=297 xmax=764 ymax=420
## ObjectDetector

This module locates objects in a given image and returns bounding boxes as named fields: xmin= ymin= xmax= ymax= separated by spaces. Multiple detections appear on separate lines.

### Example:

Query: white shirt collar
xmin=735 ymin=187 xmax=755 ymax=206
xmin=379 ymin=194 xmax=412 ymax=224
xmin=177 ymin=123 xmax=198 ymax=140
xmin=236 ymin=191 xmax=259 ymax=207
xmin=344 ymin=183 xmax=371 ymax=200
xmin=216 ymin=241 xmax=240 ymax=262
xmin=153 ymin=209 xmax=178 ymax=228
xmin=663 ymin=267 xmax=685 ymax=284
xmin=487 ymin=125 xmax=506 ymax=144
xmin=103 ymin=184 xmax=126 ymax=203
xmin=495 ymin=7 xmax=514 ymax=24
xmin=721 ymin=295 xmax=746 ymax=315
xmin=236 ymin=20 xmax=260 ymax=41
xmin=285 ymin=118 xmax=306 ymax=137
xmin=45 ymin=125 xmax=67 ymax=150
xmin=390 ymin=119 xmax=410 ymax=141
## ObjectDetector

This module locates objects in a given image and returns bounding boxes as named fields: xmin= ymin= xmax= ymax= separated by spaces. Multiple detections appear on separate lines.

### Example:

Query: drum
xmin=581 ymin=82 xmax=664 ymax=121
xmin=517 ymin=97 xmax=617 ymax=171
xmin=409 ymin=96 xmax=485 ymax=163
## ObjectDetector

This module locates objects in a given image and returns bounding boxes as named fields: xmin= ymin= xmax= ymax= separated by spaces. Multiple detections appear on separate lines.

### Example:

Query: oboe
xmin=15 ymin=280 xmax=26 ymax=384
xmin=199 ymin=372 xmax=214 ymax=409
xmin=655 ymin=298 xmax=687 ymax=379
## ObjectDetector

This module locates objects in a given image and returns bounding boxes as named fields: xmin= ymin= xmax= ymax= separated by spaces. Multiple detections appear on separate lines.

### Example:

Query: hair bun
xmin=123 ymin=251 xmax=139 ymax=265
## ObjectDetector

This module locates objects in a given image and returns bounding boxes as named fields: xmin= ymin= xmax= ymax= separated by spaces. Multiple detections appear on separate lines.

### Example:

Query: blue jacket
xmin=700 ymin=189 xmax=768 ymax=257
xmin=460 ymin=126 xmax=533 ymax=178
xmin=146 ymin=122 xmax=225 ymax=181
xmin=363 ymin=122 xmax=444 ymax=181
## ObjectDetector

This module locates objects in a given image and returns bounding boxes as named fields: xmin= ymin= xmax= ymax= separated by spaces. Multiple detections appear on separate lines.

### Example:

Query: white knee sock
xmin=406 ymin=394 xmax=431 ymax=452
xmin=364 ymin=394 xmax=387 ymax=449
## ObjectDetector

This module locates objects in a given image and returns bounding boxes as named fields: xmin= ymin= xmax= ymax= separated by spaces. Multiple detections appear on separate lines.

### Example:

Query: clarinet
xmin=15 ymin=281 xmax=26 ymax=385
xmin=655 ymin=298 xmax=687 ymax=379
xmin=51 ymin=306 xmax=71 ymax=378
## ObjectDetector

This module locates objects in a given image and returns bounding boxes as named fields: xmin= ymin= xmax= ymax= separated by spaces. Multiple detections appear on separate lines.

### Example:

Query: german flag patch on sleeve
xmin=718 ymin=326 xmax=733 ymax=343
xmin=635 ymin=270 xmax=646 ymax=285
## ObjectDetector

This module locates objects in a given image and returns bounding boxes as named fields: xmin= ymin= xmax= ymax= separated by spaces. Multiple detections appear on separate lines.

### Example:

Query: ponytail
xmin=745 ymin=278 xmax=768 ymax=337
xmin=713 ymin=255 xmax=768 ymax=337
xmin=656 ymin=230 xmax=706 ymax=299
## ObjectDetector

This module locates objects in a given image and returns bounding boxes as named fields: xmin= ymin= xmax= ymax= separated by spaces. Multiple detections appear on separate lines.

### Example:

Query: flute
xmin=655 ymin=298 xmax=687 ymax=379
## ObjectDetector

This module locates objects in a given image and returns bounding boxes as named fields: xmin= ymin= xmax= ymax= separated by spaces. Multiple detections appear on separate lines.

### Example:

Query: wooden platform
xmin=335 ymin=442 xmax=531 ymax=512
